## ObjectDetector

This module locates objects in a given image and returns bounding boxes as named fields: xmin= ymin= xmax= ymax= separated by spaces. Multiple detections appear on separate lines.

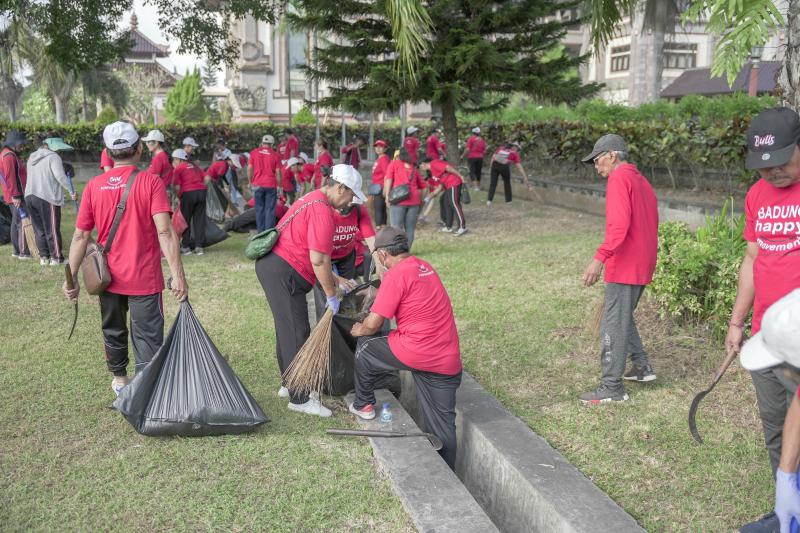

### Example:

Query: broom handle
xmin=327 ymin=428 xmax=405 ymax=438
xmin=65 ymin=264 xmax=75 ymax=290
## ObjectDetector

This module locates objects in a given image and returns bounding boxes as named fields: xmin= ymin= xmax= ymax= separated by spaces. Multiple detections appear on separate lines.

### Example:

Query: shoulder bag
xmin=388 ymin=166 xmax=411 ymax=204
xmin=81 ymin=170 xmax=138 ymax=295
xmin=245 ymin=198 xmax=327 ymax=260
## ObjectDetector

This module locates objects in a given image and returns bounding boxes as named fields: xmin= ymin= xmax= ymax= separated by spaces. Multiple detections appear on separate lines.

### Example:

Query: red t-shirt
xmin=371 ymin=256 xmax=462 ymax=375
xmin=341 ymin=145 xmax=361 ymax=169
xmin=301 ymin=163 xmax=315 ymax=185
xmin=286 ymin=135 xmax=300 ymax=159
xmin=314 ymin=151 xmax=334 ymax=188
xmin=0 ymin=148 xmax=26 ymax=200
xmin=430 ymin=159 xmax=462 ymax=189
xmin=172 ymin=162 xmax=207 ymax=193
xmin=205 ymin=160 xmax=229 ymax=183
xmin=594 ymin=163 xmax=659 ymax=286
xmin=386 ymin=159 xmax=426 ymax=206
xmin=272 ymin=189 xmax=335 ymax=284
xmin=278 ymin=142 xmax=289 ymax=163
xmin=275 ymin=198 xmax=288 ymax=220
xmin=493 ymin=146 xmax=521 ymax=165
xmin=147 ymin=150 xmax=173 ymax=188
xmin=466 ymin=135 xmax=486 ymax=159
xmin=371 ymin=154 xmax=391 ymax=186
xmin=250 ymin=147 xmax=282 ymax=188
xmin=76 ymin=166 xmax=171 ymax=295
xmin=743 ymin=179 xmax=800 ymax=332
xmin=283 ymin=165 xmax=300 ymax=191
xmin=403 ymin=137 xmax=420 ymax=165
xmin=426 ymin=135 xmax=443 ymax=160
xmin=332 ymin=205 xmax=375 ymax=260
xmin=100 ymin=149 xmax=113 ymax=170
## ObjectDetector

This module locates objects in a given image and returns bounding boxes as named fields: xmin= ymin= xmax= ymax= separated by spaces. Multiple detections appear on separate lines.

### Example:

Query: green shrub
xmin=292 ymin=106 xmax=315 ymax=126
xmin=649 ymin=201 xmax=748 ymax=339
xmin=95 ymin=106 xmax=118 ymax=125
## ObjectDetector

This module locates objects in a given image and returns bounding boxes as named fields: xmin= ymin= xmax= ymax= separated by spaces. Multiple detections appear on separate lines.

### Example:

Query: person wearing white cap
xmin=462 ymin=127 xmax=486 ymax=191
xmin=739 ymin=289 xmax=800 ymax=533
xmin=255 ymin=163 xmax=366 ymax=418
xmin=248 ymin=134 xmax=283 ymax=231
xmin=403 ymin=126 xmax=421 ymax=165
xmin=182 ymin=137 xmax=199 ymax=160
xmin=282 ymin=156 xmax=304 ymax=204
xmin=62 ymin=121 xmax=188 ymax=397
xmin=205 ymin=148 xmax=243 ymax=218
xmin=171 ymin=148 xmax=210 ymax=255
xmin=141 ymin=129 xmax=172 ymax=193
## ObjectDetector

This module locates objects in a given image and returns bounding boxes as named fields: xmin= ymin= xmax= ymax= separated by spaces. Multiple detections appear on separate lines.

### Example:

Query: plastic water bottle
xmin=380 ymin=403 xmax=393 ymax=429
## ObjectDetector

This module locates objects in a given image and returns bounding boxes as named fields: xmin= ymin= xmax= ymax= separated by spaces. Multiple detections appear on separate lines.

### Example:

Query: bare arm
xmin=780 ymin=394 xmax=800 ymax=472
xmin=351 ymin=312 xmax=386 ymax=337
xmin=154 ymin=212 xmax=188 ymax=301
xmin=724 ymin=242 xmax=758 ymax=356
xmin=62 ymin=228 xmax=92 ymax=300
xmin=310 ymin=250 xmax=337 ymax=298
xmin=247 ymin=163 xmax=254 ymax=181
xmin=364 ymin=236 xmax=376 ymax=253
xmin=383 ymin=177 xmax=393 ymax=203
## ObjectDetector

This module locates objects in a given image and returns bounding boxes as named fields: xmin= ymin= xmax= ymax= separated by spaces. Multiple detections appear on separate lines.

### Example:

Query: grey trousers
xmin=389 ymin=204 xmax=420 ymax=248
xmin=751 ymin=366 xmax=800 ymax=475
xmin=599 ymin=283 xmax=650 ymax=388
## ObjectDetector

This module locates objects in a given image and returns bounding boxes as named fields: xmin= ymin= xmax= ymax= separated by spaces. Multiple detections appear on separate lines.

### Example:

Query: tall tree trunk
xmin=8 ymin=100 xmax=16 ymax=122
xmin=630 ymin=2 xmax=667 ymax=104
xmin=779 ymin=0 xmax=800 ymax=110
xmin=54 ymin=96 xmax=66 ymax=124
xmin=440 ymin=97 xmax=459 ymax=166
xmin=646 ymin=1 xmax=667 ymax=102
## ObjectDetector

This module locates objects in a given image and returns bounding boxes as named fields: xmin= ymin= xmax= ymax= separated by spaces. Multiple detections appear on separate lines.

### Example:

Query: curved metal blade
xmin=688 ymin=388 xmax=710 ymax=444
xmin=68 ymin=302 xmax=78 ymax=340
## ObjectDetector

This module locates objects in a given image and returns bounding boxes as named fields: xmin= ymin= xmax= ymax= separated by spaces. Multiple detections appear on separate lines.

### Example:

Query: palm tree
xmin=0 ymin=23 xmax=25 ymax=121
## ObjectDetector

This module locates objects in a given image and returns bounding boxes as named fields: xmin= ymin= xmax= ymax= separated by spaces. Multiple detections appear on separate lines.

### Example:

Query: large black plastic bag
xmin=188 ymin=216 xmax=228 ymax=248
xmin=206 ymin=181 xmax=228 ymax=223
xmin=113 ymin=300 xmax=269 ymax=436
xmin=0 ymin=202 xmax=10 ymax=245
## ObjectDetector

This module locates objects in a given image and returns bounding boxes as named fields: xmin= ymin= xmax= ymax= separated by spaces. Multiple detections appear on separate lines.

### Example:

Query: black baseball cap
xmin=746 ymin=107 xmax=800 ymax=169
xmin=374 ymin=226 xmax=408 ymax=250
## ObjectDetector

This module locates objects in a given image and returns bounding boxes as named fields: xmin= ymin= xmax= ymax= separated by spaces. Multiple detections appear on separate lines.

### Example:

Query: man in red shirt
xmin=425 ymin=127 xmax=445 ymax=160
xmin=419 ymin=157 xmax=467 ymax=236
xmin=403 ymin=126 xmax=420 ymax=165
xmin=62 ymin=121 xmax=187 ymax=397
xmin=724 ymin=107 xmax=800 ymax=533
xmin=462 ymin=127 xmax=486 ymax=191
xmin=370 ymin=140 xmax=391 ymax=227
xmin=349 ymin=226 xmax=463 ymax=470
xmin=314 ymin=138 xmax=334 ymax=189
xmin=172 ymin=148 xmax=210 ymax=255
xmin=341 ymin=135 xmax=365 ymax=170
xmin=284 ymin=128 xmax=299 ymax=160
xmin=579 ymin=134 xmax=659 ymax=403
xmin=248 ymin=134 xmax=283 ymax=231
xmin=1 ymin=131 xmax=31 ymax=259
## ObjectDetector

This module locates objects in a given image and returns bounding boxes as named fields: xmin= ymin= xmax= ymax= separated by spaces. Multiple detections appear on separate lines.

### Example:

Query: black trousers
xmin=255 ymin=252 xmax=314 ymax=404
xmin=443 ymin=185 xmax=466 ymax=230
xmin=180 ymin=189 xmax=207 ymax=249
xmin=439 ymin=193 xmax=446 ymax=224
xmin=26 ymin=195 xmax=63 ymax=261
xmin=10 ymin=201 xmax=30 ymax=256
xmin=313 ymin=249 xmax=356 ymax=322
xmin=99 ymin=291 xmax=164 ymax=377
xmin=468 ymin=158 xmax=483 ymax=184
xmin=751 ymin=366 xmax=800 ymax=475
xmin=372 ymin=193 xmax=387 ymax=227
xmin=488 ymin=162 xmax=512 ymax=202
xmin=353 ymin=335 xmax=462 ymax=470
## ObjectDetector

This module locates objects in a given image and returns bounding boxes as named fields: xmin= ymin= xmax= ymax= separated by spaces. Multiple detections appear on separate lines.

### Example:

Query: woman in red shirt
xmin=419 ymin=157 xmax=467 ymax=236
xmin=142 ymin=129 xmax=172 ymax=191
xmin=384 ymin=148 xmax=427 ymax=246
xmin=370 ymin=140 xmax=391 ymax=228
xmin=462 ymin=127 xmax=486 ymax=191
xmin=314 ymin=138 xmax=334 ymax=189
xmin=255 ymin=164 xmax=368 ymax=418
xmin=171 ymin=148 xmax=210 ymax=255
xmin=403 ymin=126 xmax=420 ymax=165
xmin=488 ymin=142 xmax=530 ymax=205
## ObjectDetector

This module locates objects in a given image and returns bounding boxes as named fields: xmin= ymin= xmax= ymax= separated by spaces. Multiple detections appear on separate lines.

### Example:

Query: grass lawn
xmin=1 ymin=184 xmax=773 ymax=532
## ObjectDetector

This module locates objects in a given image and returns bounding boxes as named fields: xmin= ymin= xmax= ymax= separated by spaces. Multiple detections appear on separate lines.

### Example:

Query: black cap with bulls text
xmin=746 ymin=107 xmax=800 ymax=169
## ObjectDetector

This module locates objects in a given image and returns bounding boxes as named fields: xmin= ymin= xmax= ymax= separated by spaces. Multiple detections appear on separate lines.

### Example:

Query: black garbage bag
xmin=113 ymin=300 xmax=269 ymax=436
xmin=189 ymin=216 xmax=228 ymax=248
xmin=206 ymin=181 xmax=228 ymax=223
xmin=0 ymin=202 xmax=10 ymax=245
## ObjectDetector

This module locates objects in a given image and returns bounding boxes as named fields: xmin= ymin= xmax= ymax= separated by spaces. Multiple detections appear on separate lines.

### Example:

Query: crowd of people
xmin=1 ymin=108 xmax=797 ymax=530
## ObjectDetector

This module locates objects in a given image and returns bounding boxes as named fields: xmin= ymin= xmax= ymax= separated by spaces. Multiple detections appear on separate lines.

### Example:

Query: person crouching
xmin=349 ymin=226 xmax=463 ymax=469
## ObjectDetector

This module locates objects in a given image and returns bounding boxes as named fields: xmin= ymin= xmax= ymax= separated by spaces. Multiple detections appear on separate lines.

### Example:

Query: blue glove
xmin=326 ymin=295 xmax=340 ymax=315
xmin=776 ymin=469 xmax=800 ymax=533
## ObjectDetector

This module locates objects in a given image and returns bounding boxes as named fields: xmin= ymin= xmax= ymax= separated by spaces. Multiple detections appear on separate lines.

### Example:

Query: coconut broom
xmin=282 ymin=309 xmax=334 ymax=397
xmin=19 ymin=207 xmax=39 ymax=259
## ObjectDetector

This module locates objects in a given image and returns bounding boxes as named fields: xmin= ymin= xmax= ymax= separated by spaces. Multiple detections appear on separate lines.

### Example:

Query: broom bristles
xmin=22 ymin=218 xmax=39 ymax=259
xmin=282 ymin=309 xmax=334 ymax=396
xmin=588 ymin=296 xmax=604 ymax=339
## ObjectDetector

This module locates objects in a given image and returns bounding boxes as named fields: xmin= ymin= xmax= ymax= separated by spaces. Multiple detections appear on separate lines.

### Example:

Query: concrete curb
xmin=400 ymin=373 xmax=644 ymax=533
xmin=344 ymin=389 xmax=498 ymax=533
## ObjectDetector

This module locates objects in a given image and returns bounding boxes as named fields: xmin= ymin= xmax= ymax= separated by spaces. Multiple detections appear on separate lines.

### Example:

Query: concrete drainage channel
xmin=348 ymin=374 xmax=644 ymax=533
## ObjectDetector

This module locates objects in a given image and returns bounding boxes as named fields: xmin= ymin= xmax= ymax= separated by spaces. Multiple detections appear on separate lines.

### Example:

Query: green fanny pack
xmin=245 ymin=198 xmax=328 ymax=260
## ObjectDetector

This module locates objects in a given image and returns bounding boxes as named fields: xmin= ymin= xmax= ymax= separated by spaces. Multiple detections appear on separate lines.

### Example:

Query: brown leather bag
xmin=81 ymin=170 xmax=138 ymax=295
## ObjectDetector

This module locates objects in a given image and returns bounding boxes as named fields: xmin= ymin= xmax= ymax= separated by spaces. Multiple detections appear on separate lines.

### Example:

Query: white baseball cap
xmin=331 ymin=164 xmax=367 ymax=204
xmin=262 ymin=134 xmax=275 ymax=145
xmin=472 ymin=127 xmax=481 ymax=134
xmin=286 ymin=157 xmax=303 ymax=167
xmin=229 ymin=154 xmax=242 ymax=169
xmin=299 ymin=151 xmax=310 ymax=163
xmin=103 ymin=121 xmax=139 ymax=150
xmin=141 ymin=129 xmax=165 ymax=143
xmin=740 ymin=289 xmax=800 ymax=371
xmin=171 ymin=148 xmax=189 ymax=160
xmin=406 ymin=126 xmax=419 ymax=135
xmin=182 ymin=137 xmax=199 ymax=147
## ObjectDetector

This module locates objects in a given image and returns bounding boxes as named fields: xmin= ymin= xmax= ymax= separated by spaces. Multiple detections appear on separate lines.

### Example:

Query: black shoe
xmin=740 ymin=512 xmax=779 ymax=533
xmin=623 ymin=364 xmax=656 ymax=382
xmin=579 ymin=384 xmax=629 ymax=404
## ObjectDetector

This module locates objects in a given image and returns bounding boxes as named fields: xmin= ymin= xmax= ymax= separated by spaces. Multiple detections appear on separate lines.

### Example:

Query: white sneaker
xmin=50 ymin=258 xmax=64 ymax=266
xmin=278 ymin=386 xmax=289 ymax=398
xmin=440 ymin=227 xmax=452 ymax=233
xmin=40 ymin=258 xmax=49 ymax=266
xmin=486 ymin=200 xmax=492 ymax=206
xmin=453 ymin=228 xmax=468 ymax=237
xmin=194 ymin=247 xmax=204 ymax=256
xmin=287 ymin=397 xmax=332 ymax=417
xmin=111 ymin=376 xmax=130 ymax=397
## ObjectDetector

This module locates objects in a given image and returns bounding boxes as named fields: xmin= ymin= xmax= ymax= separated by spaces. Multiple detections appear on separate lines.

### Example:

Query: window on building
xmin=610 ymin=45 xmax=630 ymax=72
xmin=665 ymin=42 xmax=697 ymax=69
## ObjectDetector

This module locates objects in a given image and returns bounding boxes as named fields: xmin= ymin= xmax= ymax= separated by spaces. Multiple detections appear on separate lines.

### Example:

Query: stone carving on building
xmin=234 ymin=87 xmax=268 ymax=111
